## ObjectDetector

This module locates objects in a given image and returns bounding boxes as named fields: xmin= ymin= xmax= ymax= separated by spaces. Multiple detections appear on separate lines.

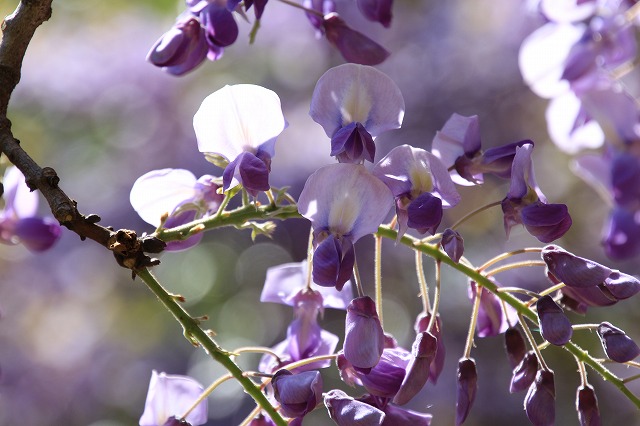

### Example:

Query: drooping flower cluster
xmin=0 ymin=166 xmax=62 ymax=252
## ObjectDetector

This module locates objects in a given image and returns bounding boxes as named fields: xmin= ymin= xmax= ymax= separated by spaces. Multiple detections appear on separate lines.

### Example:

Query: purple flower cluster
xmin=520 ymin=0 xmax=640 ymax=259
xmin=147 ymin=0 xmax=239 ymax=75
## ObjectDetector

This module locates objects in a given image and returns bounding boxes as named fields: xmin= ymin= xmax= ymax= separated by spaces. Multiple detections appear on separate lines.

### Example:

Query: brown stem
xmin=0 ymin=1 xmax=163 ymax=270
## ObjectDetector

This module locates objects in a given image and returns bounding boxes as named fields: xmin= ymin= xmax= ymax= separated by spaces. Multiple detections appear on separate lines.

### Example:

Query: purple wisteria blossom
xmin=324 ymin=389 xmax=386 ymax=425
xmin=271 ymin=369 xmax=323 ymax=421
xmin=524 ymin=369 xmax=556 ymax=426
xmin=194 ymin=84 xmax=287 ymax=196
xmin=343 ymin=296 xmax=385 ymax=372
xmin=139 ymin=371 xmax=207 ymax=426
xmin=147 ymin=0 xmax=239 ymax=75
xmin=0 ymin=166 xmax=61 ymax=252
xmin=431 ymin=113 xmax=530 ymax=185
xmin=469 ymin=280 xmax=517 ymax=338
xmin=310 ymin=64 xmax=404 ymax=163
xmin=576 ymin=384 xmax=601 ymax=426
xmin=373 ymin=145 xmax=460 ymax=238
xmin=298 ymin=163 xmax=393 ymax=289
xmin=130 ymin=168 xmax=223 ymax=251
xmin=501 ymin=144 xmax=572 ymax=243
xmin=455 ymin=357 xmax=477 ymax=425
xmin=597 ymin=322 xmax=640 ymax=363
xmin=415 ymin=313 xmax=446 ymax=384
xmin=519 ymin=1 xmax=638 ymax=153
xmin=259 ymin=261 xmax=353 ymax=373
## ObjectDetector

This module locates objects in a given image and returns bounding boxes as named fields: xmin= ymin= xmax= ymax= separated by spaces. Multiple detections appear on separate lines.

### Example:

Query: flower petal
xmin=3 ymin=166 xmax=38 ymax=218
xmin=194 ymin=84 xmax=287 ymax=160
xmin=310 ymin=63 xmax=404 ymax=138
xmin=139 ymin=371 xmax=207 ymax=426
xmin=130 ymin=169 xmax=198 ymax=227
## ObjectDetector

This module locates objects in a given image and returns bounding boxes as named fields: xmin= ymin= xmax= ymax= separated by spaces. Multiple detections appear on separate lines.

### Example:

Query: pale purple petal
xmin=139 ymin=371 xmax=207 ymax=426
xmin=298 ymin=163 xmax=393 ymax=241
xmin=130 ymin=169 xmax=198 ymax=227
xmin=519 ymin=22 xmax=584 ymax=98
xmin=546 ymin=92 xmax=604 ymax=154
xmin=570 ymin=153 xmax=612 ymax=203
xmin=261 ymin=260 xmax=353 ymax=309
xmin=310 ymin=63 xmax=404 ymax=139
xmin=373 ymin=145 xmax=461 ymax=207
xmin=3 ymin=166 xmax=38 ymax=218
xmin=194 ymin=84 xmax=287 ymax=161
xmin=431 ymin=114 xmax=481 ymax=166
xmin=507 ymin=144 xmax=538 ymax=200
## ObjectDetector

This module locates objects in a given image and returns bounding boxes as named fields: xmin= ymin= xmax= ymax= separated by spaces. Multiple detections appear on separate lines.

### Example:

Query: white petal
xmin=3 ymin=166 xmax=38 ymax=218
xmin=519 ymin=23 xmax=583 ymax=99
xmin=541 ymin=0 xmax=597 ymax=23
xmin=194 ymin=84 xmax=287 ymax=160
xmin=130 ymin=169 xmax=197 ymax=227
xmin=546 ymin=92 xmax=604 ymax=154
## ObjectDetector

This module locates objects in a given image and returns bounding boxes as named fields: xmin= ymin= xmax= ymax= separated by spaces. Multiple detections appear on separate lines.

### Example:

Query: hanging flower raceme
xmin=298 ymin=163 xmax=393 ymax=290
xmin=431 ymin=113 xmax=531 ymax=185
xmin=259 ymin=260 xmax=353 ymax=373
xmin=309 ymin=63 xmax=404 ymax=163
xmin=373 ymin=145 xmax=461 ymax=238
xmin=0 ymin=166 xmax=62 ymax=252
xmin=130 ymin=168 xmax=224 ymax=251
xmin=194 ymin=84 xmax=287 ymax=197
xmin=147 ymin=0 xmax=239 ymax=75
xmin=139 ymin=371 xmax=207 ymax=426
xmin=542 ymin=245 xmax=640 ymax=312
xmin=501 ymin=144 xmax=572 ymax=243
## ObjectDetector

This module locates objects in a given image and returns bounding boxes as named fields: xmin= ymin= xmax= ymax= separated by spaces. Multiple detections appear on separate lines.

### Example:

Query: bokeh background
xmin=1 ymin=0 xmax=639 ymax=425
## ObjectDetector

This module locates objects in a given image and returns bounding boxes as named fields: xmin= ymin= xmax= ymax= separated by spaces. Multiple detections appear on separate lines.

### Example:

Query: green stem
xmin=464 ymin=284 xmax=482 ymax=358
xmin=135 ymin=268 xmax=287 ymax=426
xmin=450 ymin=200 xmax=502 ymax=231
xmin=155 ymin=203 xmax=300 ymax=242
xmin=415 ymin=250 xmax=430 ymax=314
xmin=374 ymin=235 xmax=384 ymax=327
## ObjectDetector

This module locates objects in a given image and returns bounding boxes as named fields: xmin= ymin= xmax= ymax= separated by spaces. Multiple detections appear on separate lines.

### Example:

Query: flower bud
xmin=597 ymin=322 xmax=640 ymax=363
xmin=271 ymin=369 xmax=323 ymax=419
xmin=393 ymin=331 xmax=437 ymax=405
xmin=504 ymin=327 xmax=526 ymax=369
xmin=322 ymin=13 xmax=390 ymax=65
xmin=344 ymin=296 xmax=385 ymax=372
xmin=415 ymin=313 xmax=446 ymax=383
xmin=510 ymin=351 xmax=538 ymax=393
xmin=536 ymin=295 xmax=572 ymax=346
xmin=455 ymin=358 xmax=477 ymax=425
xmin=576 ymin=384 xmax=601 ymax=426
xmin=541 ymin=245 xmax=612 ymax=288
xmin=524 ymin=369 xmax=555 ymax=426
xmin=441 ymin=228 xmax=464 ymax=263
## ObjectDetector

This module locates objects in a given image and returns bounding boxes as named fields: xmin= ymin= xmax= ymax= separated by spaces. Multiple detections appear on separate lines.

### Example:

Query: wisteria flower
xmin=373 ymin=144 xmax=460 ymax=238
xmin=130 ymin=168 xmax=223 ymax=251
xmin=259 ymin=261 xmax=353 ymax=373
xmin=271 ymin=369 xmax=323 ymax=420
xmin=139 ymin=370 xmax=207 ymax=426
xmin=309 ymin=63 xmax=404 ymax=163
xmin=147 ymin=0 xmax=239 ymax=75
xmin=298 ymin=163 xmax=393 ymax=289
xmin=0 ymin=166 xmax=61 ymax=252
xmin=194 ymin=84 xmax=287 ymax=196
xmin=501 ymin=144 xmax=572 ymax=243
